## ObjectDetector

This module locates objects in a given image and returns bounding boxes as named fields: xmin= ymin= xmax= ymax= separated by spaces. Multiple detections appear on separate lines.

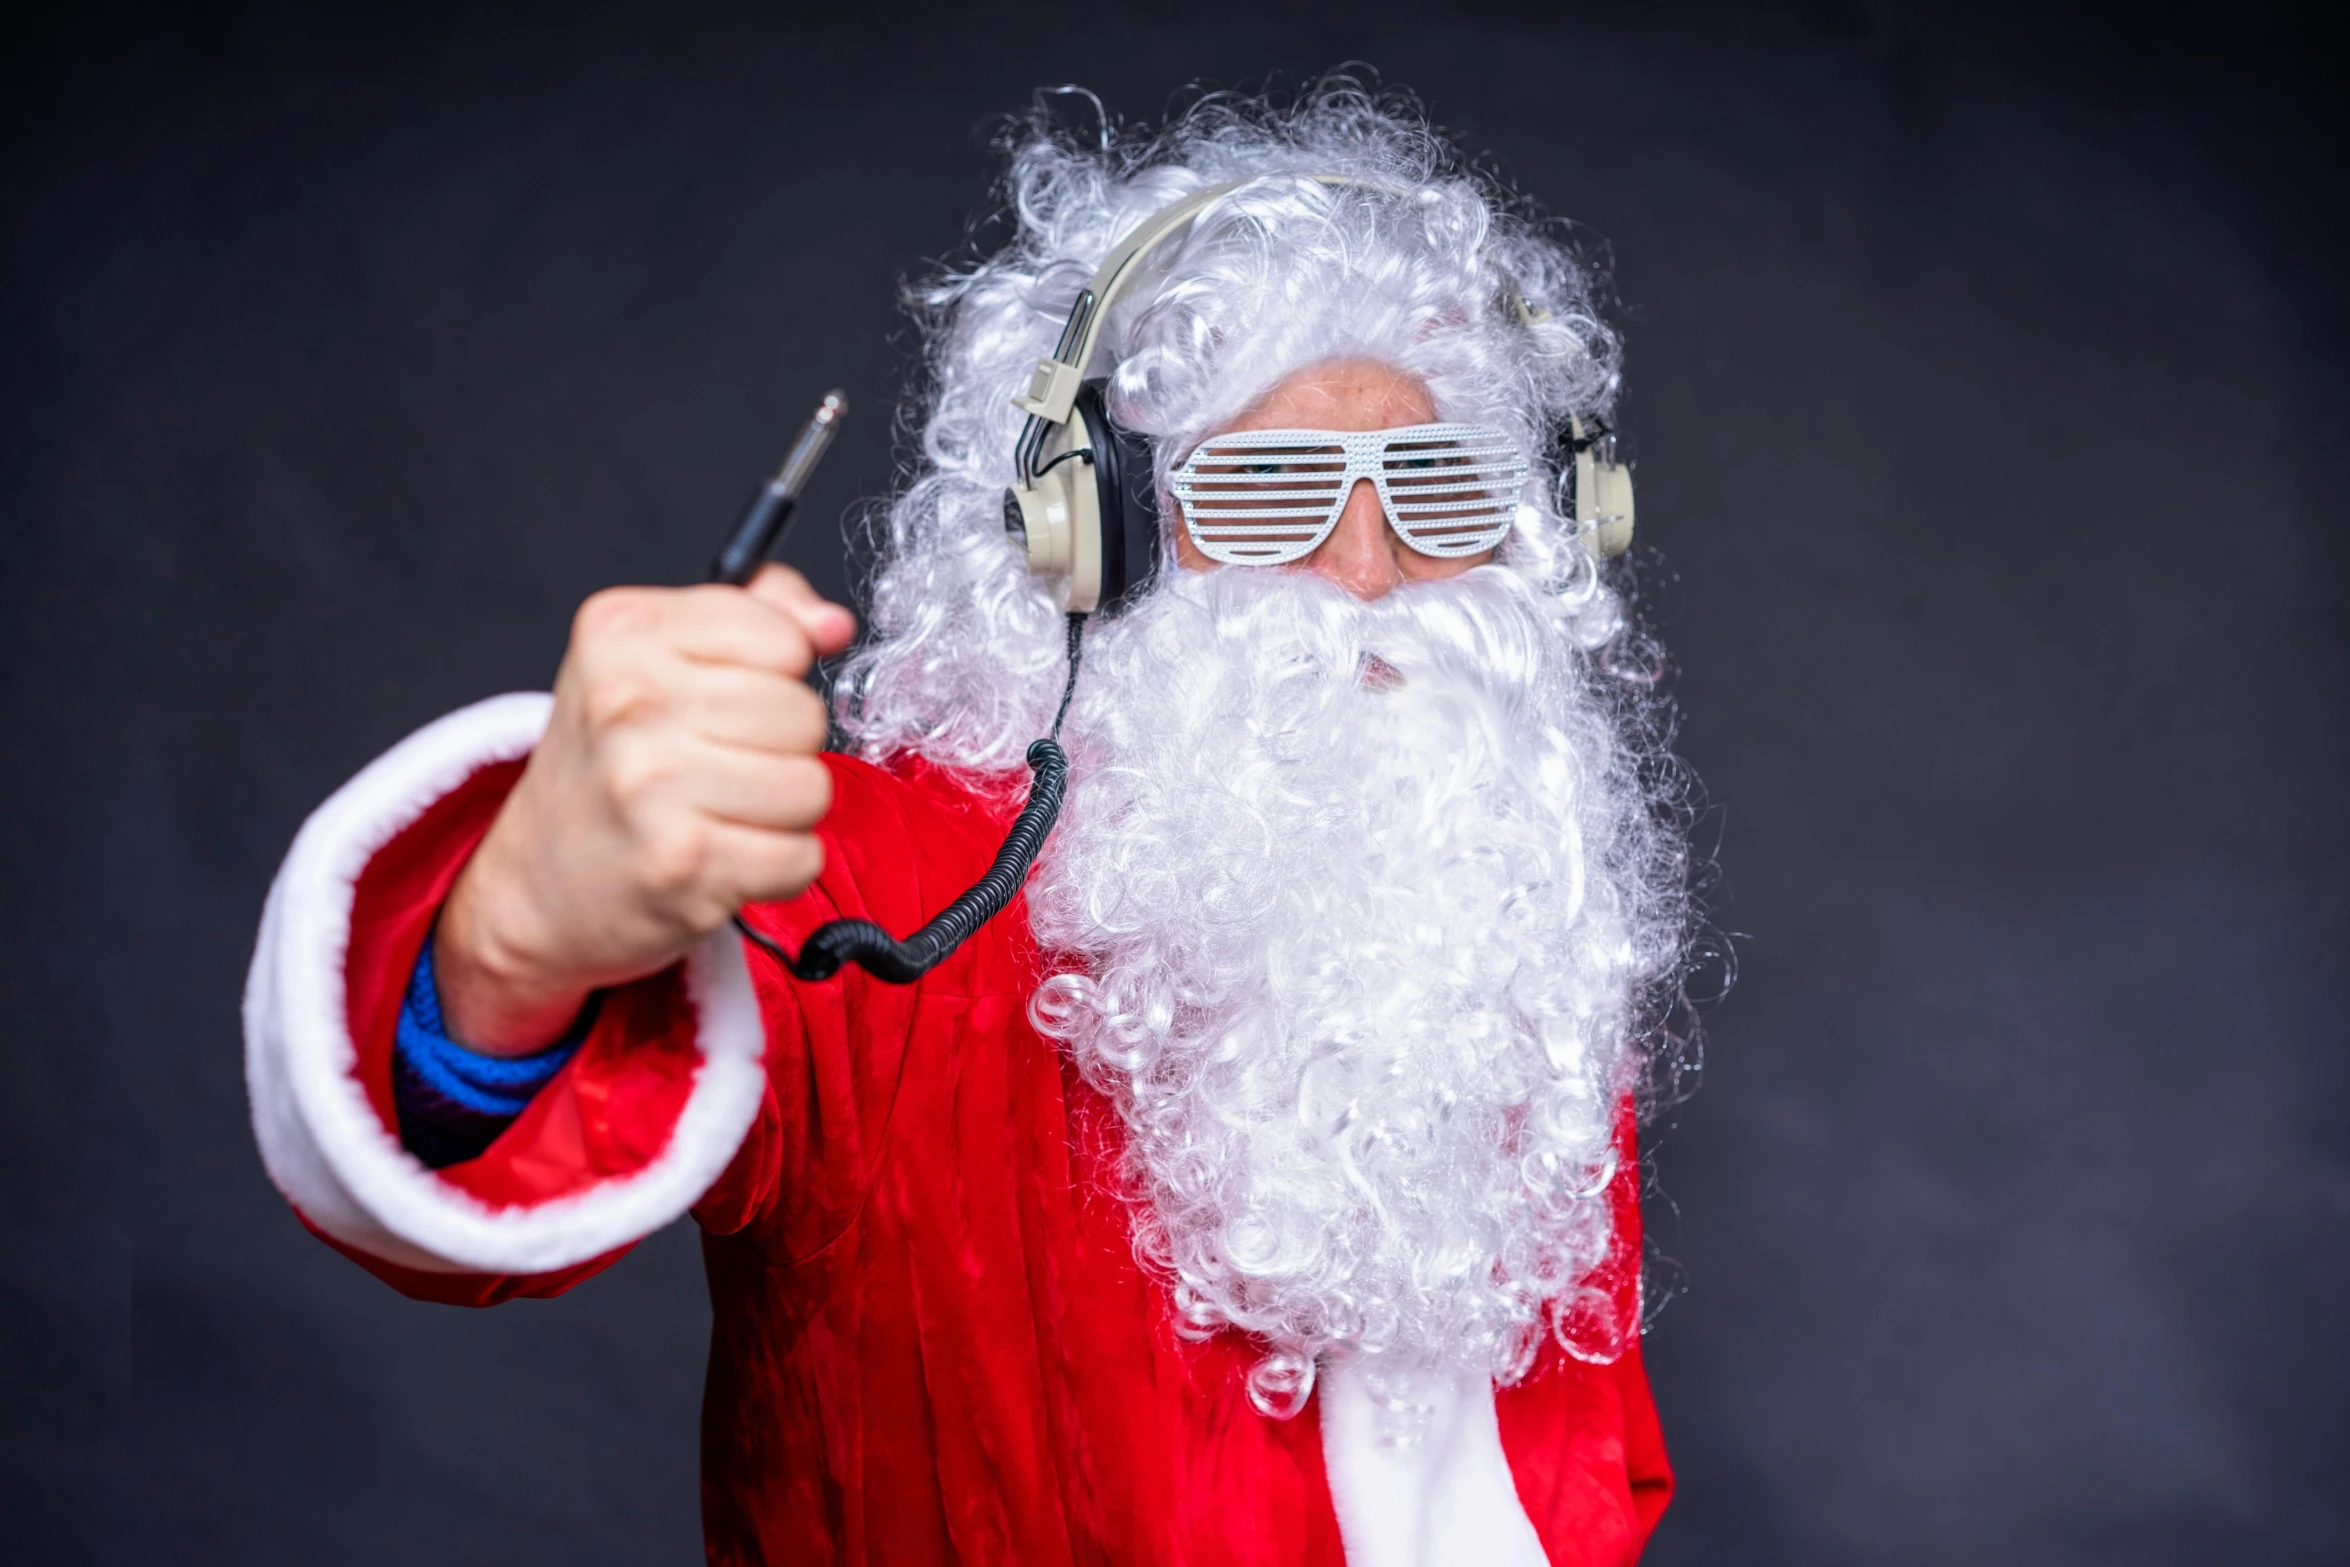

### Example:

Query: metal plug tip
xmin=772 ymin=391 xmax=849 ymax=495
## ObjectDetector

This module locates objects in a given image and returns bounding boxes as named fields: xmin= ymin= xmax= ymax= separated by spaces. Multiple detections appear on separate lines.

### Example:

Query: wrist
xmin=433 ymin=849 xmax=596 ymax=1057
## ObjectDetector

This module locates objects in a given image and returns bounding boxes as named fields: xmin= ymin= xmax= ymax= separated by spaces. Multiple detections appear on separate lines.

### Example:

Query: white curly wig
xmin=837 ymin=80 xmax=1628 ymax=769
xmin=835 ymin=81 xmax=1697 ymax=1422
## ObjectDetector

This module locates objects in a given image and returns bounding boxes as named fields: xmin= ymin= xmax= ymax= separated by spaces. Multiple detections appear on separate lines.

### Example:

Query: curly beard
xmin=1025 ymin=565 xmax=1677 ymax=1420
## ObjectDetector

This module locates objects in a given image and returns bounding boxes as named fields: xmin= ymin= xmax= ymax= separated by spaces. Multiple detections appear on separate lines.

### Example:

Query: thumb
xmin=747 ymin=564 xmax=857 ymax=657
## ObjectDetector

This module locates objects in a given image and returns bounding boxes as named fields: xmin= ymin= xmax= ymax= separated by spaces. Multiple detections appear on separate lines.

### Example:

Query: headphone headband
xmin=1012 ymin=174 xmax=1403 ymax=433
xmin=1010 ymin=177 xmax=1248 ymax=428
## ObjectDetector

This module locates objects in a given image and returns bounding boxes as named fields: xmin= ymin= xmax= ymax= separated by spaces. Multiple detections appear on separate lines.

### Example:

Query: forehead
xmin=1221 ymin=356 xmax=1438 ymax=434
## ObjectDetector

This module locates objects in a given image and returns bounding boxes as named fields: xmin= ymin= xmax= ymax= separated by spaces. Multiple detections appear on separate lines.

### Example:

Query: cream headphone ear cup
xmin=1569 ymin=415 xmax=1636 ymax=558
xmin=1003 ymin=381 xmax=1160 ymax=616
xmin=1004 ymin=417 xmax=1104 ymax=612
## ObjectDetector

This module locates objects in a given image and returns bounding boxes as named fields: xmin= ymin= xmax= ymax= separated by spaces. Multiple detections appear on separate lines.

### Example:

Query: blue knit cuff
xmin=391 ymin=934 xmax=599 ymax=1170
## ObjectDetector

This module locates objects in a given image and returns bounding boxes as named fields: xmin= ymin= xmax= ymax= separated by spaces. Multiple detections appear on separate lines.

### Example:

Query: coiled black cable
xmin=732 ymin=613 xmax=1086 ymax=985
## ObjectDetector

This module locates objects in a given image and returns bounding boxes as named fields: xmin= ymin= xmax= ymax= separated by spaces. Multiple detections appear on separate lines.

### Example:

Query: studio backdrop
xmin=3 ymin=2 xmax=2343 ymax=1564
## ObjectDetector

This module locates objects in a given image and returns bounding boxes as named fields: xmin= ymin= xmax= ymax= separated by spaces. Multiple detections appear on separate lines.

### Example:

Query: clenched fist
xmin=433 ymin=565 xmax=857 ymax=1055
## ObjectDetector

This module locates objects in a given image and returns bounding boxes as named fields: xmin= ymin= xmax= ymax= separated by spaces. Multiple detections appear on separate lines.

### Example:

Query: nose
xmin=1303 ymin=477 xmax=1403 ymax=600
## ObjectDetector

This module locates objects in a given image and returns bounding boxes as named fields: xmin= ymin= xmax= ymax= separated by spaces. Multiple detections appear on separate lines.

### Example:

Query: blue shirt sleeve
xmin=391 ymin=933 xmax=600 ymax=1170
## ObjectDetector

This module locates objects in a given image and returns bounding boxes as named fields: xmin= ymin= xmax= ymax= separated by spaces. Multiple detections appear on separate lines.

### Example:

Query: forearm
xmin=432 ymin=840 xmax=601 ymax=1056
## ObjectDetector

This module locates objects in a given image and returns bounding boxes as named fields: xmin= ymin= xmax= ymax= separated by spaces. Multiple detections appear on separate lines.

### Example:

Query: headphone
xmin=737 ymin=174 xmax=1637 ymax=990
xmin=1001 ymin=174 xmax=1636 ymax=615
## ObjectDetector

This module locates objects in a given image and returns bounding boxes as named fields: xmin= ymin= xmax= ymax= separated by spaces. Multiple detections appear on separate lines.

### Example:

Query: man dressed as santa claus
xmin=244 ymin=84 xmax=1696 ymax=1566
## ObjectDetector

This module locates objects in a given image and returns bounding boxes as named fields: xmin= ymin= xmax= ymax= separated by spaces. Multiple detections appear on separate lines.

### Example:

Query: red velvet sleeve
xmin=299 ymin=746 xmax=996 ymax=1306
xmin=311 ymin=756 xmax=713 ymax=1303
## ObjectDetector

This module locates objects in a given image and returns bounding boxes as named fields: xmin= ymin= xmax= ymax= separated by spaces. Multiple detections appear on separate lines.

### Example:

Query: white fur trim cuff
xmin=243 ymin=693 xmax=767 ymax=1277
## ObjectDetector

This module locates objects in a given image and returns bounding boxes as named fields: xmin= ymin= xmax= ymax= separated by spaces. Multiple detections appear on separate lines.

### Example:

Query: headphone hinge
xmin=1014 ymin=358 xmax=1084 ymax=423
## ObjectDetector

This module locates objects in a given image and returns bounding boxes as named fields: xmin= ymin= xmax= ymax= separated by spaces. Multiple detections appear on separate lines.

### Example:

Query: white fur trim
xmin=243 ymin=692 xmax=767 ymax=1276
xmin=1320 ymin=1357 xmax=1549 ymax=1567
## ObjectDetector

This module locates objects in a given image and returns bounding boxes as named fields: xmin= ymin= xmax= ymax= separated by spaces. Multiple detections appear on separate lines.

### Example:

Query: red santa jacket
xmin=243 ymin=694 xmax=1672 ymax=1566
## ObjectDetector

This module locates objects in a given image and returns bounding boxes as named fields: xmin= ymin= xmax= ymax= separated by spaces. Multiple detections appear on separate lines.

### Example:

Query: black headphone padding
xmin=1074 ymin=379 xmax=1162 ymax=615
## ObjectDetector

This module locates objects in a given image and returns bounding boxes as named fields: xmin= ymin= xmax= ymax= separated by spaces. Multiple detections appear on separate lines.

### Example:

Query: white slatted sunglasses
xmin=1172 ymin=423 xmax=1530 ymax=566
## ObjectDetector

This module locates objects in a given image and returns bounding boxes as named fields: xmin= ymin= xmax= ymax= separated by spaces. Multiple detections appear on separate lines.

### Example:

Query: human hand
xmin=433 ymin=565 xmax=856 ymax=1055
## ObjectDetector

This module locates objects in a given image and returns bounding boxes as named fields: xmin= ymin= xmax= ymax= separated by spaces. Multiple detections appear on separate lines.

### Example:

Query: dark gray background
xmin=5 ymin=2 xmax=2343 ymax=1563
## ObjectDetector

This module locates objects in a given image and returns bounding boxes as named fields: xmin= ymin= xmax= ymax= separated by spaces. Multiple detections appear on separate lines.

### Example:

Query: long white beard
xmin=1026 ymin=566 xmax=1675 ymax=1418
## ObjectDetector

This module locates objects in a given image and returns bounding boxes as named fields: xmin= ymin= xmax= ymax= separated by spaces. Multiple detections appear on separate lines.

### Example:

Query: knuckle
xmin=637 ymin=816 xmax=712 ymax=896
xmin=749 ymin=563 xmax=812 ymax=610
xmin=692 ymin=586 xmax=810 ymax=673
xmin=678 ymin=582 xmax=738 ymax=618
xmin=601 ymin=735 xmax=677 ymax=810
xmin=582 ymin=671 xmax=661 ymax=734
xmin=575 ymin=586 xmax=659 ymax=643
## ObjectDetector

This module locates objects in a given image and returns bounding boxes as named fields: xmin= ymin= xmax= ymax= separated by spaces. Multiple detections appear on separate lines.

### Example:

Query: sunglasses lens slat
xmin=1174 ymin=433 xmax=1349 ymax=563
xmin=1377 ymin=424 xmax=1521 ymax=558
